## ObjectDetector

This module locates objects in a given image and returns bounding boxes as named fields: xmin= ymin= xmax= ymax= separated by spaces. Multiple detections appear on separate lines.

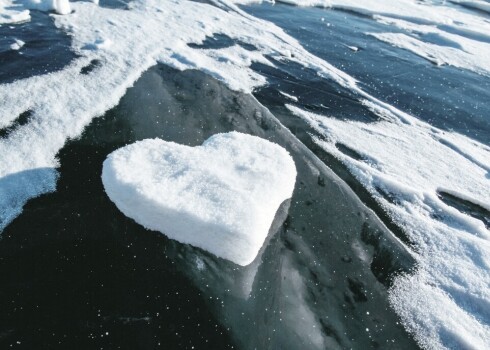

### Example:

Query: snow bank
xmin=288 ymin=104 xmax=490 ymax=349
xmin=101 ymin=132 xmax=296 ymax=266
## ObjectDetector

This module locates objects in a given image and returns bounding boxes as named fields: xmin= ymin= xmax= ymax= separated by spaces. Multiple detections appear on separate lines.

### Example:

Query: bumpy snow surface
xmin=101 ymin=132 xmax=297 ymax=266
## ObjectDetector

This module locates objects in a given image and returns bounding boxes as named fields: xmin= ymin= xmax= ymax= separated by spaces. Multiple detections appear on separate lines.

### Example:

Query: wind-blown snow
xmin=24 ymin=0 xmax=71 ymax=14
xmin=279 ymin=90 xmax=299 ymax=102
xmin=368 ymin=15 xmax=490 ymax=76
xmin=235 ymin=0 xmax=490 ymax=76
xmin=102 ymin=132 xmax=296 ymax=266
xmin=288 ymin=104 xmax=490 ymax=349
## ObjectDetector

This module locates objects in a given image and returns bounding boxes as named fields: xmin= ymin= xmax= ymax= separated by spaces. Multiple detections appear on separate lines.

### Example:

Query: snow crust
xmin=102 ymin=132 xmax=296 ymax=266
xmin=288 ymin=104 xmax=490 ymax=349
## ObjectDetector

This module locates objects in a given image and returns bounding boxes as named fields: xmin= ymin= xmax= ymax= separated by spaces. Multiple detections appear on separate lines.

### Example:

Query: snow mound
xmin=101 ymin=132 xmax=297 ymax=266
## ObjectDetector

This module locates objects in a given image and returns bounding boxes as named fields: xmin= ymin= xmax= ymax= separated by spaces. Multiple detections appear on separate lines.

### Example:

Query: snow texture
xmin=288 ymin=104 xmax=490 ymax=350
xmin=101 ymin=132 xmax=297 ymax=266
xmin=24 ymin=0 xmax=71 ymax=14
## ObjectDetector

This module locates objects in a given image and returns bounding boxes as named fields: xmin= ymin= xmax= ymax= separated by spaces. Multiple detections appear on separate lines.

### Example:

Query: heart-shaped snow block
xmin=102 ymin=132 xmax=296 ymax=266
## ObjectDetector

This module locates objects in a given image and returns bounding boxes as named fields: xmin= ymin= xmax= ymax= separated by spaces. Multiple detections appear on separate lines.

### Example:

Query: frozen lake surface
xmin=0 ymin=0 xmax=488 ymax=349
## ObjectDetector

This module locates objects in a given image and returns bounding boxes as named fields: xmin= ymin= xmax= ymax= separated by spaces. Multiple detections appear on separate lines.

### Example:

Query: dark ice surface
xmin=0 ymin=11 xmax=76 ymax=84
xmin=0 ymin=65 xmax=418 ymax=349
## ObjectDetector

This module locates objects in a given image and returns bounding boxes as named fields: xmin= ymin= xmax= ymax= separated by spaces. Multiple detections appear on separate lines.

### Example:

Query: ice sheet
xmin=1 ymin=0 xmax=489 ymax=348
xmin=102 ymin=132 xmax=296 ymax=266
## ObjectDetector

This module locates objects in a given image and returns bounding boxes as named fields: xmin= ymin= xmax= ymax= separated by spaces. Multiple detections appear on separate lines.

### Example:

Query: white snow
xmin=287 ymin=104 xmax=490 ymax=349
xmin=450 ymin=0 xmax=490 ymax=14
xmin=0 ymin=0 xmax=30 ymax=24
xmin=279 ymin=90 xmax=299 ymax=101
xmin=101 ymin=132 xmax=297 ymax=266
xmin=0 ymin=0 xmax=71 ymax=23
xmin=369 ymin=15 xmax=490 ymax=76
xmin=10 ymin=39 xmax=25 ymax=50
xmin=83 ymin=37 xmax=112 ymax=51
xmin=25 ymin=0 xmax=71 ymax=15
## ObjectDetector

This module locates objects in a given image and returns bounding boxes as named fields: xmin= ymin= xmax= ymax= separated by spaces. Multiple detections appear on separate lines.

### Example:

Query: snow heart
xmin=101 ymin=132 xmax=296 ymax=266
